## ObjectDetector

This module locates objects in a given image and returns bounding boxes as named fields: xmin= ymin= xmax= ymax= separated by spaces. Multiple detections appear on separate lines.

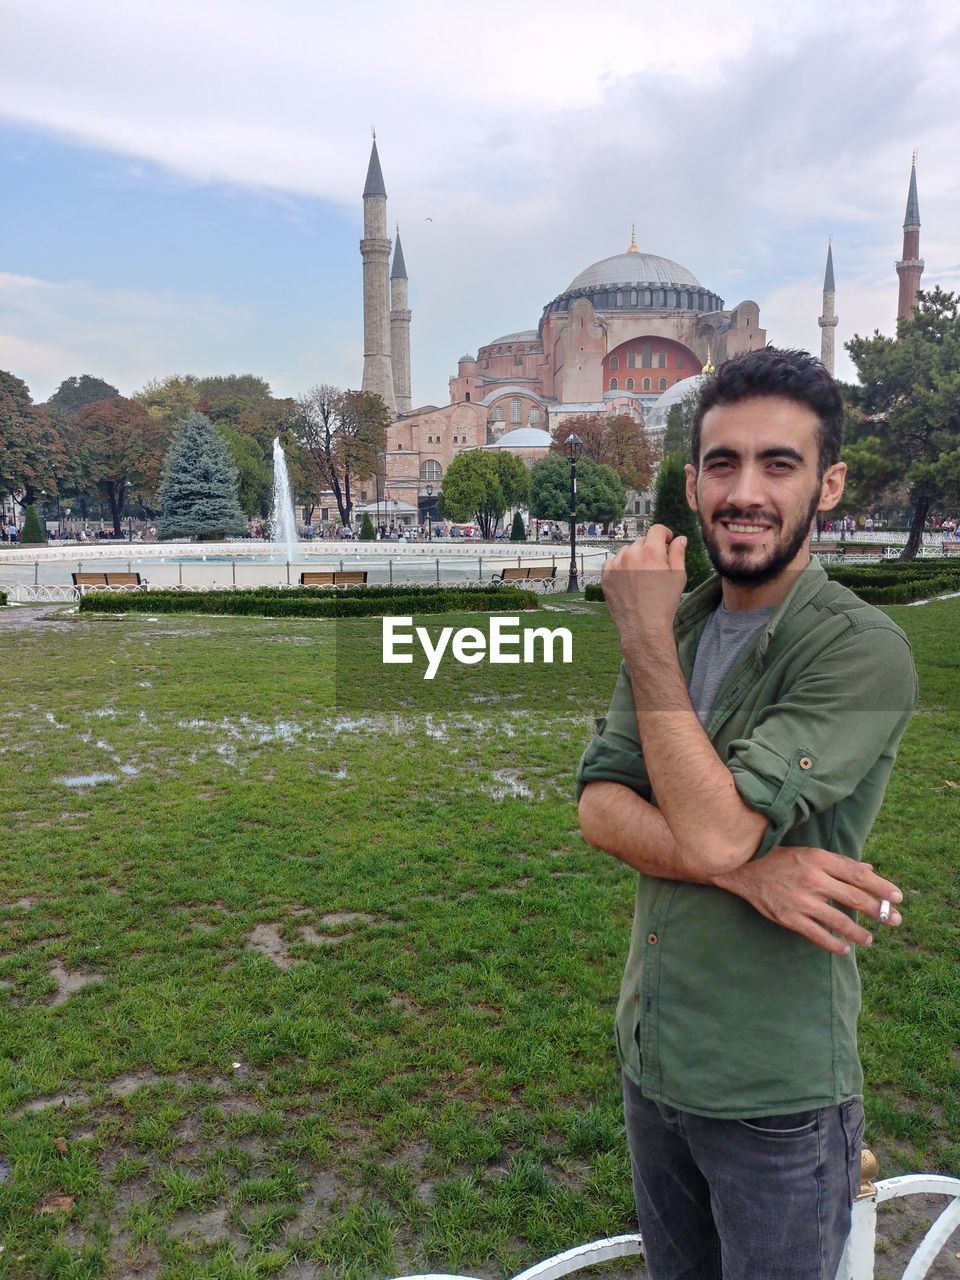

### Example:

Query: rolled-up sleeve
xmin=726 ymin=621 xmax=917 ymax=857
xmin=576 ymin=661 xmax=653 ymax=802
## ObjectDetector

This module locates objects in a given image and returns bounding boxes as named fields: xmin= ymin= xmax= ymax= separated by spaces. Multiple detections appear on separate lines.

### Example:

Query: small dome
xmin=486 ymin=426 xmax=553 ymax=448
xmin=644 ymin=375 xmax=709 ymax=430
xmin=486 ymin=330 xmax=540 ymax=346
xmin=459 ymin=353 xmax=476 ymax=363
xmin=568 ymin=253 xmax=701 ymax=293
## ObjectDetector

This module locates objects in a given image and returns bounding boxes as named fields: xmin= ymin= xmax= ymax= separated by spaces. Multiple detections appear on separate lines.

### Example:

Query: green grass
xmin=0 ymin=597 xmax=958 ymax=1277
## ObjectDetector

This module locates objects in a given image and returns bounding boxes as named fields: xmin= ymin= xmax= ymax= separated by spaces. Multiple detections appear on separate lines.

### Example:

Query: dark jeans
xmin=622 ymin=1072 xmax=864 ymax=1280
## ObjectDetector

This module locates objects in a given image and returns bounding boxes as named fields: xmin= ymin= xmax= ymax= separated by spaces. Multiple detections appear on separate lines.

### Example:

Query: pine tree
xmin=359 ymin=513 xmax=376 ymax=541
xmin=652 ymin=454 xmax=712 ymax=587
xmin=157 ymin=412 xmax=248 ymax=541
xmin=21 ymin=505 xmax=46 ymax=544
xmin=509 ymin=511 xmax=527 ymax=542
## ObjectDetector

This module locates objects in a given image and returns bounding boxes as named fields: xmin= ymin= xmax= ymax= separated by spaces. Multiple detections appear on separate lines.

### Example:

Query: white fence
xmin=387 ymin=1152 xmax=960 ymax=1280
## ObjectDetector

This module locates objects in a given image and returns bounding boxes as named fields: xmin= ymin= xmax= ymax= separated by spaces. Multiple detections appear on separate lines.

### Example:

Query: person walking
xmin=577 ymin=347 xmax=916 ymax=1280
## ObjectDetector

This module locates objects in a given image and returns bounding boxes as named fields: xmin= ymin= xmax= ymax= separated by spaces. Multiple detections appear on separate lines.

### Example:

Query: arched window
xmin=644 ymin=290 xmax=652 ymax=306
xmin=642 ymin=377 xmax=651 ymax=391
xmin=630 ymin=290 xmax=638 ymax=306
xmin=625 ymin=377 xmax=635 ymax=390
xmin=510 ymin=398 xmax=521 ymax=424
xmin=659 ymin=377 xmax=668 ymax=391
xmin=610 ymin=355 xmax=619 ymax=371
xmin=420 ymin=459 xmax=442 ymax=482
xmin=610 ymin=377 xmax=618 ymax=390
xmin=465 ymin=392 xmax=470 ymax=402
xmin=616 ymin=291 xmax=623 ymax=307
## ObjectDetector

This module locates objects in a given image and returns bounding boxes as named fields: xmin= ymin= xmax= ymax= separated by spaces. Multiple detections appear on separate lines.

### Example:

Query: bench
xmin=299 ymin=570 xmax=368 ymax=587
xmin=493 ymin=565 xmax=559 ymax=592
xmin=942 ymin=540 xmax=960 ymax=554
xmin=72 ymin=571 xmax=145 ymax=594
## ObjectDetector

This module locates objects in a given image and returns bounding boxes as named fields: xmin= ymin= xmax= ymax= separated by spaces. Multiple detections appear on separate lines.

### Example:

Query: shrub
xmin=510 ymin=511 xmax=527 ymax=543
xmin=0 ymin=588 xmax=7 ymax=606
xmin=21 ymin=506 xmax=46 ymax=544
xmin=359 ymin=513 xmax=376 ymax=541
xmin=652 ymin=454 xmax=711 ymax=587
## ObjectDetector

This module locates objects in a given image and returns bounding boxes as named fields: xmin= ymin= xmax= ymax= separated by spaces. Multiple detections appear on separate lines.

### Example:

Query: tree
xmin=21 ymin=505 xmax=45 ymax=544
xmin=157 ymin=412 xmax=248 ymax=541
xmin=293 ymin=385 xmax=389 ymax=526
xmin=529 ymin=453 xmax=626 ymax=530
xmin=510 ymin=511 xmax=527 ymax=542
xmin=0 ymin=371 xmax=65 ymax=505
xmin=552 ymin=413 xmax=655 ymax=493
xmin=69 ymin=398 xmax=167 ymax=536
xmin=47 ymin=375 xmax=120 ymax=415
xmin=845 ymin=288 xmax=960 ymax=559
xmin=440 ymin=450 xmax=529 ymax=539
xmin=359 ymin=512 xmax=376 ymax=541
xmin=216 ymin=424 xmax=272 ymax=518
xmin=662 ymin=397 xmax=697 ymax=460
xmin=653 ymin=454 xmax=712 ymax=586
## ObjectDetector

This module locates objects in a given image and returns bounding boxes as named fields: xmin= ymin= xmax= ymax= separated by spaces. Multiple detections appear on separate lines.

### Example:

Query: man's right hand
xmin=712 ymin=846 xmax=904 ymax=955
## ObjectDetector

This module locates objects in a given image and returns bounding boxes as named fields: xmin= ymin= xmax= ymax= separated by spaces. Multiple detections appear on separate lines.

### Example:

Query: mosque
xmin=351 ymin=140 xmax=924 ymax=529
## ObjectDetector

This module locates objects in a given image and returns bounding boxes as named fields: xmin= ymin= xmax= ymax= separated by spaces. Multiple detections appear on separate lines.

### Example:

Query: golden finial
xmin=702 ymin=345 xmax=715 ymax=374
xmin=628 ymin=224 xmax=639 ymax=254
xmin=372 ymin=125 xmax=377 ymax=141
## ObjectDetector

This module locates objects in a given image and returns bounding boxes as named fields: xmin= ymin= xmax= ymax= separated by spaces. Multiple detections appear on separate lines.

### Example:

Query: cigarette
xmin=879 ymin=899 xmax=891 ymax=924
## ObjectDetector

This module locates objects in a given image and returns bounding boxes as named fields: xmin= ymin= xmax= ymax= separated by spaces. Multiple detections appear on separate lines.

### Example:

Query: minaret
xmin=390 ymin=229 xmax=412 ymax=414
xmin=818 ymin=238 xmax=838 ymax=375
xmin=896 ymin=154 xmax=924 ymax=324
xmin=360 ymin=135 xmax=396 ymax=416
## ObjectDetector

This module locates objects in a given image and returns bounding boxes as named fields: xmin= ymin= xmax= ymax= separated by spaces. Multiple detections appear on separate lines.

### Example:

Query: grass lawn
xmin=0 ymin=597 xmax=958 ymax=1279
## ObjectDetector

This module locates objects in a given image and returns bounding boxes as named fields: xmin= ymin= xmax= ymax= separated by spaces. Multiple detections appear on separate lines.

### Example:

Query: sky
xmin=2 ymin=0 xmax=959 ymax=409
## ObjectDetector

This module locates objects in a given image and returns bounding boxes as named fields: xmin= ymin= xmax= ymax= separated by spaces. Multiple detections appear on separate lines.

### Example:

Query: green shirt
xmin=576 ymin=558 xmax=917 ymax=1118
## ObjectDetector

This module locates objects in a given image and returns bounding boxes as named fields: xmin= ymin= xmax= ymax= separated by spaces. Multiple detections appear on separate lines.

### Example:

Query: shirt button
xmin=799 ymin=756 xmax=813 ymax=770
xmin=647 ymin=933 xmax=659 ymax=945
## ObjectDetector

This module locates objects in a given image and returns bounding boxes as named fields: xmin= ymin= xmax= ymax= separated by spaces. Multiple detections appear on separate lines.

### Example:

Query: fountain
xmin=270 ymin=437 xmax=298 ymax=563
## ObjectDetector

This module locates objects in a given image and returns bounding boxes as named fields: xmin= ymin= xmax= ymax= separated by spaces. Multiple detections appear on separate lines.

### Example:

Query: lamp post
xmin=426 ymin=483 xmax=433 ymax=541
xmin=564 ymin=433 xmax=582 ymax=593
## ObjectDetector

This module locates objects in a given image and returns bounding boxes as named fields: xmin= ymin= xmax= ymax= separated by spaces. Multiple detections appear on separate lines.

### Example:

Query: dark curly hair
xmin=691 ymin=347 xmax=843 ymax=478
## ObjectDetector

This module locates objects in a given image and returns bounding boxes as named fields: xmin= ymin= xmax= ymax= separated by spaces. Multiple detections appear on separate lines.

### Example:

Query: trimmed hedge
xmin=584 ymin=583 xmax=604 ymax=602
xmin=77 ymin=585 xmax=539 ymax=619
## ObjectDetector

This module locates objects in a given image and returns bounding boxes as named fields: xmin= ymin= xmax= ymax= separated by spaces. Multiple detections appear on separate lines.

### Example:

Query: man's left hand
xmin=600 ymin=524 xmax=687 ymax=658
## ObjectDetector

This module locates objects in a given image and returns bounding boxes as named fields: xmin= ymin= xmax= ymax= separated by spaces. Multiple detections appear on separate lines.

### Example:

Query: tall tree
xmin=529 ymin=453 xmax=626 ymax=530
xmin=441 ymin=449 xmax=529 ymax=539
xmin=157 ymin=412 xmax=248 ymax=541
xmin=845 ymin=288 xmax=960 ymax=559
xmin=653 ymin=453 xmax=712 ymax=586
xmin=46 ymin=375 xmax=120 ymax=415
xmin=0 ymin=370 xmax=65 ymax=505
xmin=70 ymin=397 xmax=167 ymax=535
xmin=293 ymin=385 xmax=389 ymax=526
xmin=552 ymin=412 xmax=655 ymax=493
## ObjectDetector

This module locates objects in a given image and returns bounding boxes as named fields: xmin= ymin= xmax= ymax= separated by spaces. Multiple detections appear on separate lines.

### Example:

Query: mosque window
xmin=510 ymin=398 xmax=521 ymax=424
xmin=657 ymin=291 xmax=665 ymax=306
xmin=659 ymin=378 xmax=668 ymax=391
xmin=616 ymin=291 xmax=623 ymax=307
xmin=642 ymin=345 xmax=652 ymax=368
xmin=610 ymin=355 xmax=619 ymax=370
xmin=627 ymin=351 xmax=637 ymax=369
xmin=465 ymin=392 xmax=470 ymax=402
xmin=667 ymin=291 xmax=677 ymax=307
xmin=610 ymin=378 xmax=618 ymax=390
xmin=421 ymin=460 xmax=442 ymax=481
xmin=515 ymin=355 xmax=523 ymax=365
xmin=644 ymin=290 xmax=652 ymax=307
xmin=658 ymin=352 xmax=667 ymax=368
xmin=529 ymin=408 xmax=540 ymax=424
xmin=631 ymin=290 xmax=638 ymax=306
xmin=492 ymin=407 xmax=504 ymax=422
xmin=626 ymin=377 xmax=635 ymax=390
xmin=642 ymin=377 xmax=651 ymax=391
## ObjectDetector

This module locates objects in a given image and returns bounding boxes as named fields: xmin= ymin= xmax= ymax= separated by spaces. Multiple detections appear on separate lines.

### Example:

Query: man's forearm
xmin=578 ymin=781 xmax=716 ymax=882
xmin=624 ymin=638 xmax=766 ymax=872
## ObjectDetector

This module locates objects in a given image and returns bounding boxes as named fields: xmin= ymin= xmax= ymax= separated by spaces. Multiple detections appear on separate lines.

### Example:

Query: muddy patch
xmin=48 ymin=959 xmax=104 ymax=1005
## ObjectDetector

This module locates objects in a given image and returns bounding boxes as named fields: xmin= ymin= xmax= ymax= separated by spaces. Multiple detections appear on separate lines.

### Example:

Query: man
xmin=576 ymin=348 xmax=917 ymax=1280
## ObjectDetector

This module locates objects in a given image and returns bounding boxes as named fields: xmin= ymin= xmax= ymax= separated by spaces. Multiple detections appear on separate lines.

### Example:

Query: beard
xmin=699 ymin=486 xmax=821 ymax=587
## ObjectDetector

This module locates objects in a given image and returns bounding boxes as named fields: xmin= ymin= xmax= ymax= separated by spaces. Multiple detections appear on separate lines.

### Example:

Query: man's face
xmin=684 ymin=396 xmax=844 ymax=588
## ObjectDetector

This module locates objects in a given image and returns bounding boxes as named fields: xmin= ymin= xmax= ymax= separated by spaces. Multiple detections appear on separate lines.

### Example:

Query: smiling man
xmin=576 ymin=348 xmax=917 ymax=1280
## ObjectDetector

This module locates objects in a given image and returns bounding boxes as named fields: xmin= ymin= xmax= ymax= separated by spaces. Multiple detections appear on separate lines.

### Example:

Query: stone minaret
xmin=390 ymin=229 xmax=412 ymax=414
xmin=896 ymin=155 xmax=924 ymax=324
xmin=818 ymin=239 xmax=838 ymax=375
xmin=360 ymin=137 xmax=396 ymax=416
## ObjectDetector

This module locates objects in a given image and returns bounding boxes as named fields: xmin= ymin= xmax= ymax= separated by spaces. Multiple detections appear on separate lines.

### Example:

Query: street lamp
xmin=425 ymin=484 xmax=433 ymax=541
xmin=564 ymin=433 xmax=583 ymax=593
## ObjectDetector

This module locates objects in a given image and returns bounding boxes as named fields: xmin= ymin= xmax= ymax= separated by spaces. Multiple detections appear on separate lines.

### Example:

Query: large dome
xmin=568 ymin=252 xmax=702 ymax=293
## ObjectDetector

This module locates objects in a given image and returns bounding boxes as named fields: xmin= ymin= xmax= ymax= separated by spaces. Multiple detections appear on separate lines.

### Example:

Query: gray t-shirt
xmin=688 ymin=602 xmax=776 ymax=727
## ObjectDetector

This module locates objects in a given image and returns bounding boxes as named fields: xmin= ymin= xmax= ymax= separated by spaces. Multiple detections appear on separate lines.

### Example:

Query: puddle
xmin=485 ymin=769 xmax=533 ymax=800
xmin=48 ymin=960 xmax=104 ymax=1005
xmin=137 ymin=680 xmax=153 ymax=688
xmin=44 ymin=713 xmax=68 ymax=729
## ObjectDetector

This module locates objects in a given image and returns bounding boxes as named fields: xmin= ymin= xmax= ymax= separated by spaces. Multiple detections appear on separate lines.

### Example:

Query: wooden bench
xmin=72 ymin=571 xmax=145 ymax=594
xmin=942 ymin=540 xmax=960 ymax=554
xmin=299 ymin=570 xmax=368 ymax=587
xmin=493 ymin=565 xmax=558 ymax=590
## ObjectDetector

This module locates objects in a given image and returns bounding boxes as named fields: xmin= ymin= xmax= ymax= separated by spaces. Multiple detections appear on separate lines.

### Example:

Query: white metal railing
xmin=388 ymin=1153 xmax=960 ymax=1280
